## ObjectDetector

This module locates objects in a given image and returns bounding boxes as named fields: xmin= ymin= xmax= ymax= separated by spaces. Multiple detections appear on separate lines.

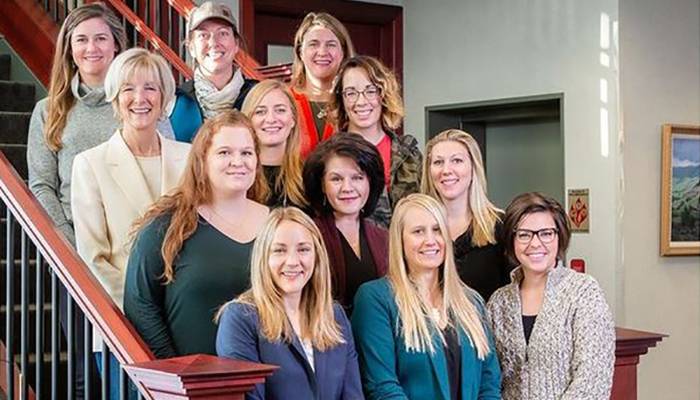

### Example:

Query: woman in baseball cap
xmin=169 ymin=1 xmax=257 ymax=142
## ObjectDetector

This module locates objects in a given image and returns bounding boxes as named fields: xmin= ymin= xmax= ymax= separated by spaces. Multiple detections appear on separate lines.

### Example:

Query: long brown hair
xmin=132 ymin=111 xmax=269 ymax=283
xmin=290 ymin=12 xmax=355 ymax=90
xmin=44 ymin=2 xmax=126 ymax=151
xmin=241 ymin=80 xmax=308 ymax=207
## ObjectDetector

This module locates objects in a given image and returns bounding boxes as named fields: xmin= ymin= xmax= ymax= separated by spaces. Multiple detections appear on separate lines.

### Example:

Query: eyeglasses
xmin=513 ymin=228 xmax=558 ymax=244
xmin=341 ymin=85 xmax=380 ymax=103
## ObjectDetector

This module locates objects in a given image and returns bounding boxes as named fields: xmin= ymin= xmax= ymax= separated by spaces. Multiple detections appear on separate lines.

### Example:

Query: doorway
xmin=239 ymin=0 xmax=403 ymax=79
xmin=425 ymin=94 xmax=565 ymax=208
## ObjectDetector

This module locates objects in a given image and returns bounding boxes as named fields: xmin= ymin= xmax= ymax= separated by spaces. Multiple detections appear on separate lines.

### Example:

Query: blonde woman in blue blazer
xmin=352 ymin=194 xmax=501 ymax=400
xmin=216 ymin=207 xmax=363 ymax=400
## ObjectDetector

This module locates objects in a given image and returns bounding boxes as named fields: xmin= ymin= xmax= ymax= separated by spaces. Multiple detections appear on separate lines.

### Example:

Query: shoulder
xmin=161 ymin=136 xmax=192 ymax=155
xmin=219 ymin=301 xmax=260 ymax=328
xmin=30 ymin=98 xmax=49 ymax=119
xmin=363 ymin=219 xmax=388 ymax=238
xmin=560 ymin=268 xmax=609 ymax=305
xmin=355 ymin=277 xmax=393 ymax=303
xmin=486 ymin=282 xmax=516 ymax=313
xmin=136 ymin=213 xmax=174 ymax=243
xmin=175 ymin=80 xmax=196 ymax=99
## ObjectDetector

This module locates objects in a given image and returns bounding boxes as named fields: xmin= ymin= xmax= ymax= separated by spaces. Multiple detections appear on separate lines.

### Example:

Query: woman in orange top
xmin=289 ymin=12 xmax=355 ymax=157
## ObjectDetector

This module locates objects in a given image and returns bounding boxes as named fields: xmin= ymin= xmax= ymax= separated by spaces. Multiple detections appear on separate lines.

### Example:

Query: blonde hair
xmin=388 ymin=194 xmax=491 ymax=358
xmin=131 ymin=111 xmax=269 ymax=283
xmin=421 ymin=129 xmax=502 ymax=247
xmin=291 ymin=12 xmax=355 ymax=90
xmin=44 ymin=2 xmax=126 ymax=151
xmin=234 ymin=207 xmax=344 ymax=350
xmin=104 ymin=48 xmax=176 ymax=120
xmin=241 ymin=80 xmax=308 ymax=207
xmin=329 ymin=55 xmax=404 ymax=132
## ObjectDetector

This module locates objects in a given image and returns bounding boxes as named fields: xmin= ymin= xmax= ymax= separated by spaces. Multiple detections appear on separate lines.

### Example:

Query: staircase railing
xmin=1 ymin=149 xmax=275 ymax=399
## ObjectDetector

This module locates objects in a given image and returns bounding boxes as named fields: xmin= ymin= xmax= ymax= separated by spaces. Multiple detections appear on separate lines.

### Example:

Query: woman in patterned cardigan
xmin=487 ymin=192 xmax=615 ymax=400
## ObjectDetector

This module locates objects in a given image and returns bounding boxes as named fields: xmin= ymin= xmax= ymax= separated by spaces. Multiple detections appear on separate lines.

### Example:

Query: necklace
xmin=202 ymin=205 xmax=240 ymax=232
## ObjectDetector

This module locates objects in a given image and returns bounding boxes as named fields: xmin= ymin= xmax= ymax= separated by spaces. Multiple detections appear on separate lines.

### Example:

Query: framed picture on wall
xmin=660 ymin=124 xmax=700 ymax=256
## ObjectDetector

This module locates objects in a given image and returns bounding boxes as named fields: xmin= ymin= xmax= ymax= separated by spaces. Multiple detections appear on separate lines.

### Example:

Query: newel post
xmin=124 ymin=354 xmax=278 ymax=400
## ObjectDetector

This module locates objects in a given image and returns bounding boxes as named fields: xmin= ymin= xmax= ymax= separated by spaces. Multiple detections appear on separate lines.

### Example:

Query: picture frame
xmin=660 ymin=124 xmax=700 ymax=256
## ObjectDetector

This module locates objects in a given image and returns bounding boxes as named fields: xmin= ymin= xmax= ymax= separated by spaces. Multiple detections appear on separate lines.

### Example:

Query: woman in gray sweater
xmin=27 ymin=3 xmax=127 ymax=246
xmin=487 ymin=192 xmax=615 ymax=400
xmin=24 ymin=4 xmax=127 ymax=400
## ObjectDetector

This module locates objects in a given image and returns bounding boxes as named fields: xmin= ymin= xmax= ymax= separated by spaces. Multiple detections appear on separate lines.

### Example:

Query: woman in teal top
xmin=124 ymin=110 xmax=269 ymax=358
xmin=352 ymin=194 xmax=501 ymax=400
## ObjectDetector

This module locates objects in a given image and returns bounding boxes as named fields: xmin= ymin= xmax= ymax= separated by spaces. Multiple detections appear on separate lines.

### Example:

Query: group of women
xmin=26 ymin=1 xmax=615 ymax=399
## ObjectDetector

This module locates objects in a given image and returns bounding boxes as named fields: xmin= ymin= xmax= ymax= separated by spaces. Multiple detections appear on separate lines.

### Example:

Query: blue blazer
xmin=351 ymin=278 xmax=501 ymax=400
xmin=216 ymin=302 xmax=364 ymax=400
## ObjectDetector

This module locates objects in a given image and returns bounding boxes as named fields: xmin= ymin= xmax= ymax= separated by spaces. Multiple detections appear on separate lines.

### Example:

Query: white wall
xmin=403 ymin=0 xmax=622 ymax=312
xmin=619 ymin=0 xmax=700 ymax=398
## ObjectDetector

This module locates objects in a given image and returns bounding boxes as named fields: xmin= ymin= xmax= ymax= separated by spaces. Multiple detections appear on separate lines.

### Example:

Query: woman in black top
xmin=422 ymin=129 xmax=511 ymax=301
xmin=241 ymin=79 xmax=307 ymax=208
xmin=303 ymin=133 xmax=388 ymax=312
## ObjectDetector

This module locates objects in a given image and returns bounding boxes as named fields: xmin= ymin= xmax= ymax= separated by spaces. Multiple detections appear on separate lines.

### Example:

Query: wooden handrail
xmin=102 ymin=0 xmax=193 ymax=80
xmin=0 ymin=151 xmax=157 ymax=397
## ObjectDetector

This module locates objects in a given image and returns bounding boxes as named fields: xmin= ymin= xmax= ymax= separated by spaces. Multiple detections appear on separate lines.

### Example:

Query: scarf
xmin=193 ymin=67 xmax=245 ymax=119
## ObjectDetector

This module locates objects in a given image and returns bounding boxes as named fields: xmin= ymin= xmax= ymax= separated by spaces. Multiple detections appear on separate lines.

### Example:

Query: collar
xmin=71 ymin=74 xmax=109 ymax=107
xmin=509 ymin=260 xmax=568 ymax=289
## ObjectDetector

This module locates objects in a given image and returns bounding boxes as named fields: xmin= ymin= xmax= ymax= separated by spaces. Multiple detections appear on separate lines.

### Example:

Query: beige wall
xmin=402 ymin=0 xmax=622 ymax=311
xmin=619 ymin=0 xmax=700 ymax=398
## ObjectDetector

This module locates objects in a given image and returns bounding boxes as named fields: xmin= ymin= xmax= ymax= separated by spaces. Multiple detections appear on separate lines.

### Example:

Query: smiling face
xmin=250 ymin=88 xmax=296 ymax=149
xmin=429 ymin=140 xmax=473 ymax=203
xmin=300 ymin=25 xmax=344 ymax=85
xmin=205 ymin=125 xmax=257 ymax=196
xmin=71 ymin=17 xmax=117 ymax=87
xmin=514 ymin=211 xmax=559 ymax=275
xmin=322 ymin=155 xmax=370 ymax=218
xmin=188 ymin=19 xmax=238 ymax=77
xmin=342 ymin=67 xmax=382 ymax=135
xmin=402 ymin=206 xmax=446 ymax=273
xmin=117 ymin=69 xmax=162 ymax=134
xmin=268 ymin=220 xmax=315 ymax=299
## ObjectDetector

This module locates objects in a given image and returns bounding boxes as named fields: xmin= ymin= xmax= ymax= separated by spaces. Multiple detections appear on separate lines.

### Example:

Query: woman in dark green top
xmin=124 ymin=110 xmax=269 ymax=358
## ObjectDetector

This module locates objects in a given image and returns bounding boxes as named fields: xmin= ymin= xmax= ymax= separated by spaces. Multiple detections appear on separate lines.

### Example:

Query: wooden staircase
xmin=0 ymin=1 xmax=285 ymax=398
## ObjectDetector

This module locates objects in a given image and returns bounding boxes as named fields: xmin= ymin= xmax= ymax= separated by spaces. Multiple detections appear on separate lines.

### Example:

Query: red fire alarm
xmin=570 ymin=259 xmax=585 ymax=273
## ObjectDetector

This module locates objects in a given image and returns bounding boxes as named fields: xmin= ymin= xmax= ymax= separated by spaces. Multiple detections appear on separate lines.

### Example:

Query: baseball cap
xmin=187 ymin=1 xmax=237 ymax=33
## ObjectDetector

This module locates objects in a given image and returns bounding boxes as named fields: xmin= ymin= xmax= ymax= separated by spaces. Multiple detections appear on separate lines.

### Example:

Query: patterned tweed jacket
xmin=486 ymin=264 xmax=615 ymax=400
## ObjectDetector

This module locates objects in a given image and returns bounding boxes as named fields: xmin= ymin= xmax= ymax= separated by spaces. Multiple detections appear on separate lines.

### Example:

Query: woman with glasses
xmin=486 ymin=192 xmax=615 ymax=399
xmin=169 ymin=1 xmax=257 ymax=142
xmin=328 ymin=55 xmax=422 ymax=227
xmin=422 ymin=129 xmax=510 ymax=301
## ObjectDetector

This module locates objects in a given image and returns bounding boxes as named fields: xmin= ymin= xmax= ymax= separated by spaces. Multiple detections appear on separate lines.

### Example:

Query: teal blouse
xmin=351 ymin=278 xmax=501 ymax=400
xmin=124 ymin=214 xmax=253 ymax=358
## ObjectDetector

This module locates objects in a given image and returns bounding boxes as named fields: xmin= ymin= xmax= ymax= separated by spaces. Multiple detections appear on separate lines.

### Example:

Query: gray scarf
xmin=193 ymin=67 xmax=244 ymax=119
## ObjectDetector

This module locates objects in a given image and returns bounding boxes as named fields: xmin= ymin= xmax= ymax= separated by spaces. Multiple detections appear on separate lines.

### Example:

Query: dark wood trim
xmin=612 ymin=327 xmax=666 ymax=400
xmin=239 ymin=0 xmax=404 ymax=81
xmin=125 ymin=354 xmax=278 ymax=399
xmin=0 ymin=0 xmax=59 ymax=86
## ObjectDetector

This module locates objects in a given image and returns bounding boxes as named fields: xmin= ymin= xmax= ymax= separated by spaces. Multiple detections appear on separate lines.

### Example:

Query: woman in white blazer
xmin=71 ymin=48 xmax=190 ymax=400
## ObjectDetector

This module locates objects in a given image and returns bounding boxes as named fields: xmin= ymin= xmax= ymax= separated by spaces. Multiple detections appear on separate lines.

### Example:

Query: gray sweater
xmin=486 ymin=264 xmax=615 ymax=400
xmin=27 ymin=78 xmax=117 ymax=246
xmin=27 ymin=76 xmax=175 ymax=246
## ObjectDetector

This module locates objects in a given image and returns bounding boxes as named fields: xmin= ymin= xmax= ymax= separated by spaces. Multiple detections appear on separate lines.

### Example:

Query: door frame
xmin=239 ymin=0 xmax=403 ymax=80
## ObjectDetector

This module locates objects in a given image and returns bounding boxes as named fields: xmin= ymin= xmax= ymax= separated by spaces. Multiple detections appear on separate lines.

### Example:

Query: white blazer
xmin=71 ymin=130 xmax=190 ymax=315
